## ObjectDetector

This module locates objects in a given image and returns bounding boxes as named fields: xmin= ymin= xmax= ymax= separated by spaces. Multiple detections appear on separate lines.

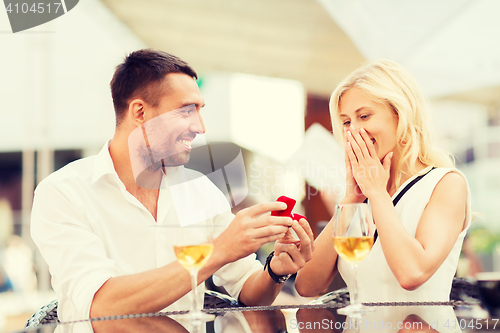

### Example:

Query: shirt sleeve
xmin=212 ymin=253 xmax=263 ymax=301
xmin=31 ymin=179 xmax=119 ymax=322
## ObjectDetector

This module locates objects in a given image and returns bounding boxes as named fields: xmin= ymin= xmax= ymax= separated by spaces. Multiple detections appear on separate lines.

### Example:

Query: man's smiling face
xmin=143 ymin=73 xmax=205 ymax=168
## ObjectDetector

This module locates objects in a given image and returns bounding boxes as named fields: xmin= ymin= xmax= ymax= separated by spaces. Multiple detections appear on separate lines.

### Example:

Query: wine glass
xmin=332 ymin=203 xmax=375 ymax=317
xmin=173 ymin=221 xmax=215 ymax=323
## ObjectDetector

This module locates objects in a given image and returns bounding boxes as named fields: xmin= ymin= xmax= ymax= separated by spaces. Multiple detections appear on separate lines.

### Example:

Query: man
xmin=31 ymin=49 xmax=313 ymax=326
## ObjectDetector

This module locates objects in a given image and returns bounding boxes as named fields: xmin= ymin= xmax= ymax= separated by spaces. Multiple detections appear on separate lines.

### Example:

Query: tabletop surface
xmin=13 ymin=303 xmax=500 ymax=333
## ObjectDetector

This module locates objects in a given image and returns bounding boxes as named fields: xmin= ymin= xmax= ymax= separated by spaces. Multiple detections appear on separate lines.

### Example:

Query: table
xmin=13 ymin=302 xmax=500 ymax=333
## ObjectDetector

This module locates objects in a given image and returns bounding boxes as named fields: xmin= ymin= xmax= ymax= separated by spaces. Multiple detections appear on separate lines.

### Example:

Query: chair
xmin=450 ymin=277 xmax=480 ymax=302
xmin=308 ymin=287 xmax=350 ymax=306
xmin=25 ymin=299 xmax=59 ymax=329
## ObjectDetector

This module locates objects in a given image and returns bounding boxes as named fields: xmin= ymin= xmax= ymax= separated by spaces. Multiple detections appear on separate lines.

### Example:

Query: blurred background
xmin=1 ymin=0 xmax=500 ymax=330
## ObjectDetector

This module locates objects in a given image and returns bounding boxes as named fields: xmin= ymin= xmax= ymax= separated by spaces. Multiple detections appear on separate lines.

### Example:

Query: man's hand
xmin=270 ymin=218 xmax=314 ymax=276
xmin=213 ymin=202 xmax=293 ymax=265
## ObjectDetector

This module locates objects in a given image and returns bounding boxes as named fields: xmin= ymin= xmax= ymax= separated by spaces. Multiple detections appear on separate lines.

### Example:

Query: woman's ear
xmin=128 ymin=99 xmax=147 ymax=127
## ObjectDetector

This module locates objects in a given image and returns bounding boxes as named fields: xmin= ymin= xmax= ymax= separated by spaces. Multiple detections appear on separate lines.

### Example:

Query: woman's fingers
xmin=382 ymin=151 xmax=393 ymax=172
xmin=346 ymin=131 xmax=364 ymax=163
xmin=344 ymin=132 xmax=357 ymax=168
xmin=348 ymin=127 xmax=370 ymax=158
xmin=343 ymin=128 xmax=352 ymax=167
xmin=359 ymin=128 xmax=377 ymax=158
xmin=346 ymin=141 xmax=358 ymax=167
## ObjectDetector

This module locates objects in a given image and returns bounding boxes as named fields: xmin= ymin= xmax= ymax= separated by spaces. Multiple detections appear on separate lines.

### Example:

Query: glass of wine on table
xmin=332 ymin=203 xmax=376 ymax=317
xmin=173 ymin=220 xmax=215 ymax=323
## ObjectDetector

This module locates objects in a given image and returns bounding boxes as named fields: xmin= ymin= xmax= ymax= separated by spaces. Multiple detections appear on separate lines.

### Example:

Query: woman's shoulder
xmin=411 ymin=167 xmax=467 ymax=193
xmin=436 ymin=171 xmax=467 ymax=191
xmin=428 ymin=168 xmax=468 ymax=204
xmin=426 ymin=167 xmax=470 ymax=230
xmin=429 ymin=167 xmax=467 ymax=187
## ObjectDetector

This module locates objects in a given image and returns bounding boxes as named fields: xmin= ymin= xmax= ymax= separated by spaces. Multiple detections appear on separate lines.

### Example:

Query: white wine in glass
xmin=174 ymin=244 xmax=214 ymax=271
xmin=333 ymin=236 xmax=374 ymax=262
xmin=173 ymin=222 xmax=215 ymax=323
xmin=332 ymin=203 xmax=376 ymax=317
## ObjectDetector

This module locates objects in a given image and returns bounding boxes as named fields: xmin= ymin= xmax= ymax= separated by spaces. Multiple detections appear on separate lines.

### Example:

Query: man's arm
xmin=91 ymin=202 xmax=295 ymax=317
xmin=90 ymin=254 xmax=223 ymax=317
xmin=94 ymin=210 xmax=315 ymax=317
xmin=33 ymin=180 xmax=305 ymax=323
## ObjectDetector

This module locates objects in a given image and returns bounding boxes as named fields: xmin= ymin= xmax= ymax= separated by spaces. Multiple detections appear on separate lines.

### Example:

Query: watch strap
xmin=264 ymin=251 xmax=291 ymax=284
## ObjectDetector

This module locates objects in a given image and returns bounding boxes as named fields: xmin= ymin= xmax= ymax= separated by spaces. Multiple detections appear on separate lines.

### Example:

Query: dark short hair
xmin=110 ymin=49 xmax=198 ymax=125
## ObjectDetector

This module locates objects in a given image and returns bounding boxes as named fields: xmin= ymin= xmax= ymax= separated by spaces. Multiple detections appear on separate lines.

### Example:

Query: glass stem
xmin=351 ymin=264 xmax=359 ymax=306
xmin=190 ymin=269 xmax=199 ymax=313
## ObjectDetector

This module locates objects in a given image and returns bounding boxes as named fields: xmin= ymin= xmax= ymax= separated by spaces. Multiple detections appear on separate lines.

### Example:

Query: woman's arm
xmin=295 ymin=129 xmax=367 ymax=297
xmin=369 ymin=172 xmax=467 ymax=290
xmin=295 ymin=219 xmax=338 ymax=297
xmin=346 ymin=126 xmax=467 ymax=290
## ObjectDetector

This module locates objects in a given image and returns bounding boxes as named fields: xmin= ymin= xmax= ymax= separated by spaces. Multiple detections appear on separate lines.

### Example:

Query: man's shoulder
xmin=32 ymin=155 xmax=99 ymax=213
xmin=37 ymin=155 xmax=97 ymax=189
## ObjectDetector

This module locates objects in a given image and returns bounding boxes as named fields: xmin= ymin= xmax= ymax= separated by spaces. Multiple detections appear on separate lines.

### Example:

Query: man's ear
xmin=128 ymin=99 xmax=147 ymax=127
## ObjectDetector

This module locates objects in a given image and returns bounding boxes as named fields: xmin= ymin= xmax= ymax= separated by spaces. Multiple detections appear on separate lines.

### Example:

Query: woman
xmin=295 ymin=60 xmax=471 ymax=302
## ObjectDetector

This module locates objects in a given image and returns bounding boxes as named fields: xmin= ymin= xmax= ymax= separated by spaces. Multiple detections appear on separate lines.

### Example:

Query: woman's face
xmin=338 ymin=87 xmax=399 ymax=161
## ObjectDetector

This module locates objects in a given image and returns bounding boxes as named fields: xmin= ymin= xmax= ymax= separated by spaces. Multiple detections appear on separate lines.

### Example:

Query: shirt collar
xmin=91 ymin=140 xmax=119 ymax=185
xmin=91 ymin=140 xmax=184 ymax=187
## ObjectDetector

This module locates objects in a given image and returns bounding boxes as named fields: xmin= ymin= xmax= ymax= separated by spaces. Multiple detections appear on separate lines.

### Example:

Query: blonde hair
xmin=329 ymin=59 xmax=454 ymax=187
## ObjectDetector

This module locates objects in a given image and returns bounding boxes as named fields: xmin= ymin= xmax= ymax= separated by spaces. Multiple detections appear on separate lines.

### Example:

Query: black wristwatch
xmin=264 ymin=251 xmax=291 ymax=284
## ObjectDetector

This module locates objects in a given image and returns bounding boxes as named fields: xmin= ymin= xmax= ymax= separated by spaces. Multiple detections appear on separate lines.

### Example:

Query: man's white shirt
xmin=31 ymin=141 xmax=262 ymax=324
